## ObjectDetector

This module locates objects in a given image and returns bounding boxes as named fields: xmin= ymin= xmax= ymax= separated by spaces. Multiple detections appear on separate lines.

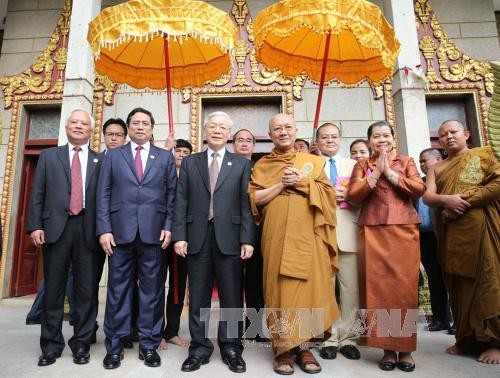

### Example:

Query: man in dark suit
xmin=28 ymin=108 xmax=101 ymax=367
xmin=97 ymin=107 xmax=176 ymax=369
xmin=173 ymin=111 xmax=255 ymax=373
xmin=232 ymin=129 xmax=268 ymax=343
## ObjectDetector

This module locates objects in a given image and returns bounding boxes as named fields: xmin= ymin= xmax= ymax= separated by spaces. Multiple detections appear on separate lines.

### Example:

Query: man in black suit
xmin=173 ymin=111 xmax=255 ymax=373
xmin=232 ymin=129 xmax=268 ymax=343
xmin=97 ymin=107 xmax=177 ymax=369
xmin=28 ymin=108 xmax=101 ymax=367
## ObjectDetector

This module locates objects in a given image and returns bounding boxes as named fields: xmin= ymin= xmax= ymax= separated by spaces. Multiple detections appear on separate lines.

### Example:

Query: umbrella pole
xmin=313 ymin=31 xmax=331 ymax=133
xmin=164 ymin=37 xmax=174 ymax=133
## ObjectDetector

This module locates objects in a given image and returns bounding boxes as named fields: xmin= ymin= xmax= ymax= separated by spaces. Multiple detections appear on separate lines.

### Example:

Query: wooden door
xmin=11 ymin=154 xmax=40 ymax=296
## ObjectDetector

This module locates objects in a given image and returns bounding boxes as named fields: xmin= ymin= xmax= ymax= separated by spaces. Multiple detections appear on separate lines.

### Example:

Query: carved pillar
xmin=58 ymin=0 xmax=102 ymax=144
xmin=383 ymin=0 xmax=430 ymax=160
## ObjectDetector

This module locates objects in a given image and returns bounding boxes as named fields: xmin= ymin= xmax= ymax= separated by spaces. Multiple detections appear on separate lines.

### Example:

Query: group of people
xmin=27 ymin=106 xmax=499 ymax=375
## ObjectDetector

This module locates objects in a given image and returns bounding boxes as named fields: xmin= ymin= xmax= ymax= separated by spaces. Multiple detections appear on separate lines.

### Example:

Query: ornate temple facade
xmin=0 ymin=0 xmax=498 ymax=298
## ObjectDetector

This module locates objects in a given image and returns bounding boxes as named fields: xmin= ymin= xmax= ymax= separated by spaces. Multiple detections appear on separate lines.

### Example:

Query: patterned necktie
xmin=69 ymin=147 xmax=83 ymax=215
xmin=208 ymin=152 xmax=219 ymax=220
xmin=329 ymin=157 xmax=337 ymax=186
xmin=135 ymin=145 xmax=143 ymax=182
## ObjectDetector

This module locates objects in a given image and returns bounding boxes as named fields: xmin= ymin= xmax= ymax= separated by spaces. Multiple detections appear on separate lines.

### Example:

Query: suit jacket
xmin=172 ymin=150 xmax=255 ymax=255
xmin=27 ymin=144 xmax=101 ymax=249
xmin=96 ymin=142 xmax=177 ymax=245
xmin=335 ymin=157 xmax=358 ymax=253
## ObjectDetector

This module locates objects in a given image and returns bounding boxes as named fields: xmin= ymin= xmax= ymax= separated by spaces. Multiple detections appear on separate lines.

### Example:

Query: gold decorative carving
xmin=383 ymin=82 xmax=397 ymax=132
xmin=189 ymin=85 xmax=294 ymax=151
xmin=231 ymin=0 xmax=249 ymax=28
xmin=0 ymin=0 xmax=71 ymax=108
xmin=92 ymin=74 xmax=119 ymax=150
xmin=415 ymin=0 xmax=492 ymax=94
xmin=234 ymin=40 xmax=250 ymax=86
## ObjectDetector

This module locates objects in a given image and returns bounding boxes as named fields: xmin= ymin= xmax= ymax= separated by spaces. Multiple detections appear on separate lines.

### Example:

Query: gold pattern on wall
xmin=181 ymin=0 xmax=306 ymax=104
xmin=0 ymin=0 xmax=71 ymax=109
xmin=92 ymin=73 xmax=118 ymax=150
xmin=415 ymin=0 xmax=493 ymax=94
xmin=415 ymin=0 xmax=492 ymax=145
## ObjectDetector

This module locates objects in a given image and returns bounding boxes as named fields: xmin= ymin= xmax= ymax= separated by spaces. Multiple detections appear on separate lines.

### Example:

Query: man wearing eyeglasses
xmin=97 ymin=107 xmax=177 ymax=369
xmin=102 ymin=118 xmax=127 ymax=151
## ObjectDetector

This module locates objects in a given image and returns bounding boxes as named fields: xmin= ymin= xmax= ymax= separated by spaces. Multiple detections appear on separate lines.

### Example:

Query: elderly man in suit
xmin=316 ymin=122 xmax=361 ymax=361
xmin=172 ymin=111 xmax=255 ymax=373
xmin=28 ymin=109 xmax=101 ymax=367
xmin=97 ymin=107 xmax=177 ymax=369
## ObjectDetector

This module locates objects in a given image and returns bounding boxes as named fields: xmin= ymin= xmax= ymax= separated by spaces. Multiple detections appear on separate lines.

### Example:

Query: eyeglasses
xmin=105 ymin=132 xmax=125 ymax=138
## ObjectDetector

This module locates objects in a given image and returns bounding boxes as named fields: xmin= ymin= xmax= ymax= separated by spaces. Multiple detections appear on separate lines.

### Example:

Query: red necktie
xmin=69 ymin=147 xmax=83 ymax=215
xmin=135 ymin=145 xmax=143 ymax=182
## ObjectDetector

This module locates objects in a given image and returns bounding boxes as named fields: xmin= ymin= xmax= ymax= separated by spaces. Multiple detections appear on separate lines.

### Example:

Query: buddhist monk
xmin=424 ymin=119 xmax=500 ymax=364
xmin=248 ymin=114 xmax=339 ymax=374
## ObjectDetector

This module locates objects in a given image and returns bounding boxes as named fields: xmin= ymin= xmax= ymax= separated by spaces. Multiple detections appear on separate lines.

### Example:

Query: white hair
xmin=204 ymin=111 xmax=233 ymax=129
xmin=66 ymin=108 xmax=95 ymax=129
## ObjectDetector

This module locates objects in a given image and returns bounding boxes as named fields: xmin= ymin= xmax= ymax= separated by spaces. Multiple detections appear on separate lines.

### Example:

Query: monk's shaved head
xmin=438 ymin=119 xmax=465 ymax=133
xmin=269 ymin=113 xmax=295 ymax=130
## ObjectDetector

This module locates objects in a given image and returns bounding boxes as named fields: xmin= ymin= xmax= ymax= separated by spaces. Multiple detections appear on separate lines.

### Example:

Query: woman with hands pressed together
xmin=347 ymin=121 xmax=425 ymax=373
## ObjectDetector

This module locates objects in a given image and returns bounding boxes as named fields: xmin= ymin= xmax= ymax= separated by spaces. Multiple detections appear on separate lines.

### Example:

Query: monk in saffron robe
xmin=424 ymin=120 xmax=500 ymax=364
xmin=248 ymin=114 xmax=339 ymax=375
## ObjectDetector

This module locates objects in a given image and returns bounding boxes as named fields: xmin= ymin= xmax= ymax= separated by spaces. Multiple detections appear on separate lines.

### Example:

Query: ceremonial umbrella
xmin=87 ymin=0 xmax=237 ymax=132
xmin=253 ymin=0 xmax=400 ymax=129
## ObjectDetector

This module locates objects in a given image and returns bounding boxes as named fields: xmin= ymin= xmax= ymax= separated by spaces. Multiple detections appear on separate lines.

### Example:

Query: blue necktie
xmin=329 ymin=157 xmax=337 ymax=186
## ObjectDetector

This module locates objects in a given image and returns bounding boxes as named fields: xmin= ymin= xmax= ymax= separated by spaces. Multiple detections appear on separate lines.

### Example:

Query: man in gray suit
xmin=28 ymin=109 xmax=101 ymax=367
xmin=173 ymin=111 xmax=255 ymax=373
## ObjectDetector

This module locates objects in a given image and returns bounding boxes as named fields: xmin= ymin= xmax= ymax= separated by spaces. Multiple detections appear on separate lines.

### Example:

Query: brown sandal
xmin=273 ymin=351 xmax=295 ymax=375
xmin=295 ymin=349 xmax=321 ymax=374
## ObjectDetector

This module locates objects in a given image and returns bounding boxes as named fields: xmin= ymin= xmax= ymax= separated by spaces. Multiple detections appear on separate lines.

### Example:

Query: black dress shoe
xmin=397 ymin=361 xmax=416 ymax=372
xmin=123 ymin=338 xmax=134 ymax=349
xmin=38 ymin=352 xmax=61 ymax=366
xmin=447 ymin=323 xmax=456 ymax=335
xmin=223 ymin=350 xmax=246 ymax=373
xmin=181 ymin=355 xmax=209 ymax=372
xmin=339 ymin=345 xmax=361 ymax=360
xmin=319 ymin=346 xmax=338 ymax=359
xmin=378 ymin=359 xmax=396 ymax=371
xmin=26 ymin=317 xmax=41 ymax=325
xmin=73 ymin=347 xmax=90 ymax=364
xmin=139 ymin=348 xmax=161 ymax=367
xmin=103 ymin=352 xmax=124 ymax=369
xmin=428 ymin=320 xmax=447 ymax=331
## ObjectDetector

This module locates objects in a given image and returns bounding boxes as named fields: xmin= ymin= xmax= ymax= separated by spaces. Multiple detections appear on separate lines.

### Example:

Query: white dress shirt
xmin=323 ymin=154 xmax=339 ymax=182
xmin=206 ymin=146 xmax=225 ymax=172
xmin=130 ymin=140 xmax=150 ymax=174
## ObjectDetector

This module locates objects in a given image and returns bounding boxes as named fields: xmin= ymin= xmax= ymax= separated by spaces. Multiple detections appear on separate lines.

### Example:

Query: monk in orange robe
xmin=424 ymin=120 xmax=500 ymax=364
xmin=248 ymin=114 xmax=339 ymax=375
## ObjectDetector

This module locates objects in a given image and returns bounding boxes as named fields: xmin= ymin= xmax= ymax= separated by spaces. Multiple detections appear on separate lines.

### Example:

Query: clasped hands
xmin=441 ymin=194 xmax=471 ymax=221
xmin=282 ymin=166 xmax=302 ymax=188
xmin=174 ymin=241 xmax=254 ymax=260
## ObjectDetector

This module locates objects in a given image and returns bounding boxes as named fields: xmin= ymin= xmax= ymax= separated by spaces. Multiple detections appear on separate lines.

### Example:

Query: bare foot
xmin=158 ymin=338 xmax=168 ymax=350
xmin=167 ymin=335 xmax=189 ymax=347
xmin=477 ymin=348 xmax=500 ymax=364
xmin=446 ymin=344 xmax=463 ymax=355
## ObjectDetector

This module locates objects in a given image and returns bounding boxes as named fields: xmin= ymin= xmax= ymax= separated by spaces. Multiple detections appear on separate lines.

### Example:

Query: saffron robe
xmin=435 ymin=146 xmax=500 ymax=350
xmin=248 ymin=150 xmax=339 ymax=356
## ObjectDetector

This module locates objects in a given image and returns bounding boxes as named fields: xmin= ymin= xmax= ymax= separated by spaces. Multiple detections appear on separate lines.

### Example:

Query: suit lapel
xmin=215 ymin=150 xmax=233 ymax=192
xmin=142 ymin=145 xmax=158 ymax=180
xmin=56 ymin=145 xmax=71 ymax=186
xmin=85 ymin=150 xmax=99 ymax=191
xmin=120 ymin=143 xmax=139 ymax=182
xmin=195 ymin=152 xmax=210 ymax=192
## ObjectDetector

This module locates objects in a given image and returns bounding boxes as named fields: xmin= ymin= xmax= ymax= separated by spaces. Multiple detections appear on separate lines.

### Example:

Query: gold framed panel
xmin=189 ymin=85 xmax=294 ymax=152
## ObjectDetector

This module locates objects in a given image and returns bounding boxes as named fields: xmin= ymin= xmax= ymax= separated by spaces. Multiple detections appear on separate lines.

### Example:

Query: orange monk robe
xmin=435 ymin=146 xmax=500 ymax=351
xmin=248 ymin=150 xmax=339 ymax=357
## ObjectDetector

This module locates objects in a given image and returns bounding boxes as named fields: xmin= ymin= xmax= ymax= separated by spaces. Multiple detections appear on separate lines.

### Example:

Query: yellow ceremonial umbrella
xmin=254 ymin=0 xmax=400 ymax=129
xmin=87 ymin=0 xmax=237 ymax=132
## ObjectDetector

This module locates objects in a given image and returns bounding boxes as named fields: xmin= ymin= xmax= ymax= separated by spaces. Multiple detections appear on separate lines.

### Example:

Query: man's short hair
xmin=176 ymin=138 xmax=193 ymax=153
xmin=204 ymin=111 xmax=234 ymax=128
xmin=316 ymin=122 xmax=341 ymax=139
xmin=295 ymin=138 xmax=310 ymax=149
xmin=126 ymin=107 xmax=155 ymax=127
xmin=233 ymin=129 xmax=256 ymax=144
xmin=102 ymin=118 xmax=127 ymax=137
xmin=419 ymin=148 xmax=442 ymax=159
xmin=66 ymin=108 xmax=95 ymax=129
